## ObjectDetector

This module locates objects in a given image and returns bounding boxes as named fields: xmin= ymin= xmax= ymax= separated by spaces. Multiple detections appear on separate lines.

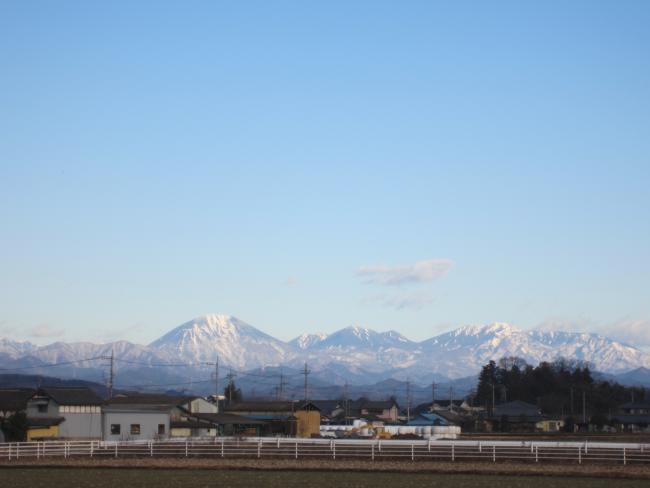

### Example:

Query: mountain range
xmin=2 ymin=314 xmax=649 ymax=395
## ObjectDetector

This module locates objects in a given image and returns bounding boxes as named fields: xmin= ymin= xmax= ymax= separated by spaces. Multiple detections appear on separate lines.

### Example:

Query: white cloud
xmin=601 ymin=319 xmax=650 ymax=348
xmin=363 ymin=292 xmax=435 ymax=310
xmin=357 ymin=259 xmax=453 ymax=286
xmin=28 ymin=324 xmax=65 ymax=339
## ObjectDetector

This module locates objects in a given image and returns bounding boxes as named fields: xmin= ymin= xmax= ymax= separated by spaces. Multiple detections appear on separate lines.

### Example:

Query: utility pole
xmin=344 ymin=381 xmax=349 ymax=425
xmin=582 ymin=390 xmax=587 ymax=425
xmin=302 ymin=362 xmax=310 ymax=401
xmin=205 ymin=357 xmax=220 ymax=412
xmin=215 ymin=357 xmax=220 ymax=412
xmin=570 ymin=387 xmax=574 ymax=416
xmin=226 ymin=368 xmax=235 ymax=404
xmin=431 ymin=382 xmax=436 ymax=411
xmin=449 ymin=385 xmax=454 ymax=412
xmin=406 ymin=378 xmax=411 ymax=422
xmin=278 ymin=368 xmax=286 ymax=401
xmin=102 ymin=349 xmax=115 ymax=400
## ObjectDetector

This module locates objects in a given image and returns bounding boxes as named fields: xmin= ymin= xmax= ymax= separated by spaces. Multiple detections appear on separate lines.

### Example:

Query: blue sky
xmin=1 ymin=1 xmax=649 ymax=346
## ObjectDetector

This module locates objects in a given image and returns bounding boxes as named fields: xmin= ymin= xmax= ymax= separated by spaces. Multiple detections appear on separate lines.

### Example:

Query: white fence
xmin=1 ymin=438 xmax=650 ymax=465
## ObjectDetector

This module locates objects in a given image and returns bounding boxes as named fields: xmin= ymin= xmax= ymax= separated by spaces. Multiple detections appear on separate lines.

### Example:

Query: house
xmin=407 ymin=412 xmax=456 ymax=427
xmin=225 ymin=401 xmax=321 ymax=438
xmin=611 ymin=400 xmax=650 ymax=432
xmin=179 ymin=412 xmax=269 ymax=437
xmin=535 ymin=419 xmax=565 ymax=432
xmin=0 ymin=388 xmax=34 ymax=419
xmin=26 ymin=387 xmax=103 ymax=440
xmin=350 ymin=398 xmax=399 ymax=422
xmin=103 ymin=394 xmax=218 ymax=441
xmin=311 ymin=400 xmax=346 ymax=424
xmin=486 ymin=400 xmax=546 ymax=432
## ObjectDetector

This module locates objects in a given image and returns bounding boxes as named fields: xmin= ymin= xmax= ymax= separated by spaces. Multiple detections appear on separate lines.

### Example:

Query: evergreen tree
xmin=224 ymin=380 xmax=242 ymax=404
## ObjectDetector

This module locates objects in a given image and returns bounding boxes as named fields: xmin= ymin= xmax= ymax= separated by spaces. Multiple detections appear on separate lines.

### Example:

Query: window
xmin=60 ymin=406 xmax=68 ymax=413
xmin=110 ymin=424 xmax=121 ymax=435
xmin=158 ymin=424 xmax=165 ymax=435
xmin=130 ymin=424 xmax=141 ymax=435
xmin=37 ymin=404 xmax=47 ymax=413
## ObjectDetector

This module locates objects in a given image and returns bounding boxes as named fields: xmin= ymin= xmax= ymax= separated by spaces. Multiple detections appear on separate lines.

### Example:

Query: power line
xmin=0 ymin=356 xmax=104 ymax=371
xmin=302 ymin=362 xmax=310 ymax=401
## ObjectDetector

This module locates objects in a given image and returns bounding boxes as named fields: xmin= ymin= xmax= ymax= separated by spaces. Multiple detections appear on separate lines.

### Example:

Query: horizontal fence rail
xmin=1 ymin=438 xmax=649 ymax=465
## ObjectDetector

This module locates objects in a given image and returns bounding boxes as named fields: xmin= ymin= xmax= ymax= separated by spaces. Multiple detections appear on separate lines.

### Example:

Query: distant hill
xmin=0 ymin=374 xmax=109 ymax=398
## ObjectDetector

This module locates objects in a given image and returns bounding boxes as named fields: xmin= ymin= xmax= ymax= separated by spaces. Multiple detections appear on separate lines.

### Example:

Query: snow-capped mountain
xmin=2 ymin=315 xmax=650 ymax=386
xmin=293 ymin=326 xmax=419 ymax=373
xmin=414 ymin=323 xmax=650 ymax=378
xmin=0 ymin=338 xmax=37 ymax=358
xmin=289 ymin=332 xmax=329 ymax=350
xmin=149 ymin=314 xmax=292 ymax=368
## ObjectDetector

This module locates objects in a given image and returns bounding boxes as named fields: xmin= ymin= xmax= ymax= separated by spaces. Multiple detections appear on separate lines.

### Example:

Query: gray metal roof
xmin=37 ymin=387 xmax=103 ymax=406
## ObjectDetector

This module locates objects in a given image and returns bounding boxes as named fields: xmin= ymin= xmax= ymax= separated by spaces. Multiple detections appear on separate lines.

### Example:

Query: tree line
xmin=474 ymin=357 xmax=647 ymax=426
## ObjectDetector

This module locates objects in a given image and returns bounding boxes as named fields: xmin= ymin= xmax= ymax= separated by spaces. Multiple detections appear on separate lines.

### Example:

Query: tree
xmin=1 ymin=412 xmax=28 ymax=442
xmin=224 ymin=380 xmax=242 ymax=404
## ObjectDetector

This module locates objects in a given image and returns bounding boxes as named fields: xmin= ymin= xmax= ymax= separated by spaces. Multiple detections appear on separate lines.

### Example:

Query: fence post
xmin=8 ymin=443 xmax=11 ymax=461
xmin=411 ymin=443 xmax=414 ymax=461
xmin=332 ymin=441 xmax=335 ymax=460
xmin=64 ymin=442 xmax=67 ymax=459
xmin=492 ymin=445 xmax=496 ymax=462
xmin=150 ymin=441 xmax=153 ymax=457
xmin=257 ymin=440 xmax=261 ymax=459
xmin=295 ymin=441 xmax=298 ymax=460
xmin=451 ymin=443 xmax=455 ymax=462
xmin=185 ymin=441 xmax=188 ymax=457
xmin=623 ymin=448 xmax=626 ymax=465
xmin=578 ymin=446 xmax=582 ymax=464
xmin=90 ymin=441 xmax=94 ymax=458
xmin=371 ymin=442 xmax=375 ymax=461
xmin=37 ymin=442 xmax=40 ymax=460
xmin=114 ymin=443 xmax=118 ymax=459
xmin=535 ymin=445 xmax=539 ymax=462
xmin=478 ymin=441 xmax=482 ymax=453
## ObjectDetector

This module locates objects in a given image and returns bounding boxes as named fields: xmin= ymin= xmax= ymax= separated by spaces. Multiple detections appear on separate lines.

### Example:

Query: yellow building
xmin=295 ymin=404 xmax=321 ymax=438
xmin=26 ymin=418 xmax=63 ymax=441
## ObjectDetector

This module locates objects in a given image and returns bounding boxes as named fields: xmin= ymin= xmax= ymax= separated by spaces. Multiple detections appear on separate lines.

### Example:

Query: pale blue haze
xmin=0 ymin=1 xmax=649 ymax=345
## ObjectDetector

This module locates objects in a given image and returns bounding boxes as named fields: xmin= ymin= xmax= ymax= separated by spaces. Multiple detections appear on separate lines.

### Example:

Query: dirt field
xmin=2 ymin=457 xmax=650 ymax=481
xmin=1 ymin=468 xmax=650 ymax=488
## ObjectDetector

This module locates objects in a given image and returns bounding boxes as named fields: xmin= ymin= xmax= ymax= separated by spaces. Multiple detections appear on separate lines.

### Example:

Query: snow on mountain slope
xmin=2 ymin=316 xmax=650 ymax=383
xmin=149 ymin=314 xmax=292 ymax=368
xmin=291 ymin=326 xmax=420 ymax=372
xmin=289 ymin=332 xmax=328 ymax=350
xmin=0 ymin=338 xmax=37 ymax=358
xmin=418 ymin=323 xmax=650 ymax=378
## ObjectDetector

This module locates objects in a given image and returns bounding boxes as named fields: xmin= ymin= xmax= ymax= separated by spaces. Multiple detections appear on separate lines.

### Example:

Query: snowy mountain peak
xmin=148 ymin=314 xmax=291 ymax=368
xmin=289 ymin=332 xmax=328 ymax=350
xmin=452 ymin=322 xmax=521 ymax=337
